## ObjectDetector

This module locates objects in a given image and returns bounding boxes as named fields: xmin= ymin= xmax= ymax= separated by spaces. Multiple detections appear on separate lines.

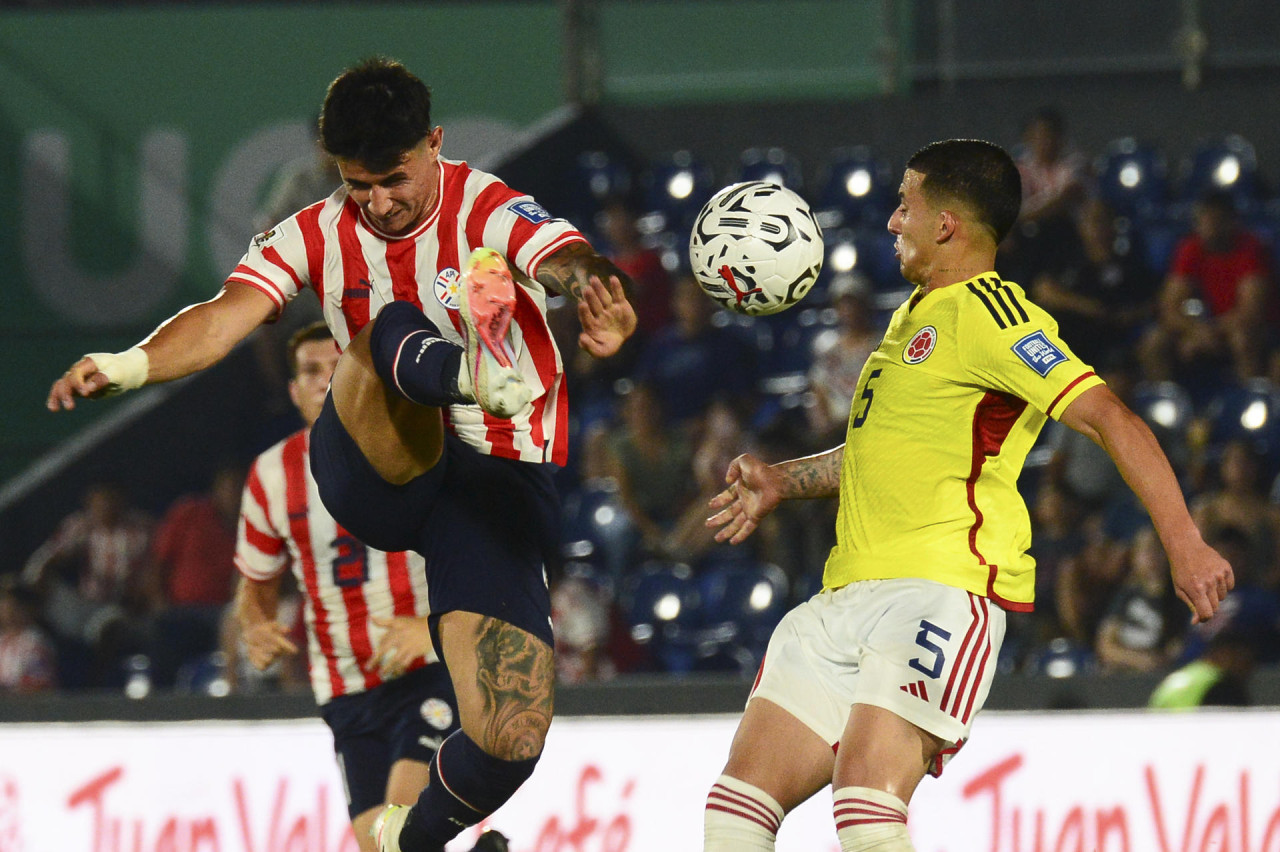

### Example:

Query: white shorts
xmin=750 ymin=578 xmax=1006 ymax=776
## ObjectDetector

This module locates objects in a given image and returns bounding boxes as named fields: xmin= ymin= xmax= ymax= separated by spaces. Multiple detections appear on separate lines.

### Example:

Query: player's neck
xmin=920 ymin=250 xmax=997 ymax=292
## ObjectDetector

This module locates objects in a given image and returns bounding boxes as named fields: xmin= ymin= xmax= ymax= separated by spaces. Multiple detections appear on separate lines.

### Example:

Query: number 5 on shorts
xmin=909 ymin=620 xmax=952 ymax=679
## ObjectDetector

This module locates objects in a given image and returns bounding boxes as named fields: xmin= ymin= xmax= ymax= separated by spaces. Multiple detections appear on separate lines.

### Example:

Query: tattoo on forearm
xmin=473 ymin=617 xmax=554 ymax=759
xmin=537 ymin=243 xmax=628 ymax=301
xmin=783 ymin=447 xmax=843 ymax=499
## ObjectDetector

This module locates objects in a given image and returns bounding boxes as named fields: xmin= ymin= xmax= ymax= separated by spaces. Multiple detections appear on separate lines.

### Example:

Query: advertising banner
xmin=0 ymin=709 xmax=1276 ymax=851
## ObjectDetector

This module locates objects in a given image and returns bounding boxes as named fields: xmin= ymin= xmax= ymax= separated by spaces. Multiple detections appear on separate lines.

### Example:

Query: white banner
xmin=0 ymin=709 xmax=1277 ymax=852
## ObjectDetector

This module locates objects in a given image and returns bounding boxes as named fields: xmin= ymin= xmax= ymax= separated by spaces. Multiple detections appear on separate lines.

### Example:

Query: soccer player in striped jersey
xmin=701 ymin=139 xmax=1234 ymax=851
xmin=234 ymin=322 xmax=505 ymax=852
xmin=47 ymin=58 xmax=636 ymax=852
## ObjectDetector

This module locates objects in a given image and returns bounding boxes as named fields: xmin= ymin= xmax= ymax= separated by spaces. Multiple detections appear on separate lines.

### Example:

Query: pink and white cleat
xmin=456 ymin=248 xmax=532 ymax=418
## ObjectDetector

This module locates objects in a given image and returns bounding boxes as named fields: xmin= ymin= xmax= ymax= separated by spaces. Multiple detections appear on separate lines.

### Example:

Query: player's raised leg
xmin=374 ymin=613 xmax=552 ymax=852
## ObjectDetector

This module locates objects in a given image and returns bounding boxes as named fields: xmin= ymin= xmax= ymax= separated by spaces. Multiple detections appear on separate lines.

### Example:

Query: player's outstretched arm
xmin=535 ymin=242 xmax=637 ymax=358
xmin=1059 ymin=384 xmax=1234 ymax=623
xmin=234 ymin=575 xmax=299 ymax=671
xmin=707 ymin=446 xmax=844 ymax=545
xmin=46 ymin=282 xmax=277 ymax=411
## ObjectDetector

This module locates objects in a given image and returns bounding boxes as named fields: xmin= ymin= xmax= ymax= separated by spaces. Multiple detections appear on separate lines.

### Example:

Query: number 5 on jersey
xmin=852 ymin=368 xmax=882 ymax=428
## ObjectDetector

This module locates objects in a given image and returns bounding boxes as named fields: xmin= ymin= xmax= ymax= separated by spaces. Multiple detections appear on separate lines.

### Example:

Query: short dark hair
xmin=906 ymin=139 xmax=1022 ymax=244
xmin=1197 ymin=187 xmax=1238 ymax=217
xmin=320 ymin=57 xmax=433 ymax=172
xmin=287 ymin=321 xmax=335 ymax=377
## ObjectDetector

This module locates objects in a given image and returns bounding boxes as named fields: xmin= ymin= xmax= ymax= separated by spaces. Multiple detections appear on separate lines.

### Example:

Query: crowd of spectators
xmin=4 ymin=110 xmax=1280 ymax=704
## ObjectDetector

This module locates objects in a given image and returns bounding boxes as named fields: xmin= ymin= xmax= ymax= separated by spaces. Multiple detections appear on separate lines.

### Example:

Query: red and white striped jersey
xmin=227 ymin=159 xmax=587 ymax=466
xmin=236 ymin=429 xmax=434 ymax=705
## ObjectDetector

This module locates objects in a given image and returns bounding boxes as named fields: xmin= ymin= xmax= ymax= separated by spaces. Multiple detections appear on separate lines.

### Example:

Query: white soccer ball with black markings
xmin=688 ymin=181 xmax=824 ymax=316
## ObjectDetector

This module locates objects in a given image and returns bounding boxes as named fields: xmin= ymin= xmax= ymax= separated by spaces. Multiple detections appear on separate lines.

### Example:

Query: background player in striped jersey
xmin=47 ymin=58 xmax=636 ymax=852
xmin=233 ymin=322 xmax=504 ymax=852
xmin=701 ymin=139 xmax=1234 ymax=851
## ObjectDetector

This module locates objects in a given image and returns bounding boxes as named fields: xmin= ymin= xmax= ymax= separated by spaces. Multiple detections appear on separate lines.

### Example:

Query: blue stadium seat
xmin=1131 ymin=380 xmax=1195 ymax=438
xmin=813 ymin=145 xmax=897 ymax=230
xmin=639 ymin=150 xmax=716 ymax=236
xmin=693 ymin=560 xmax=789 ymax=666
xmin=1201 ymin=378 xmax=1280 ymax=479
xmin=734 ymin=146 xmax=803 ymax=192
xmin=567 ymin=150 xmax=632 ymax=232
xmin=1094 ymin=137 xmax=1169 ymax=221
xmin=619 ymin=560 xmax=702 ymax=672
xmin=561 ymin=478 xmax=641 ymax=580
xmin=1178 ymin=134 xmax=1261 ymax=211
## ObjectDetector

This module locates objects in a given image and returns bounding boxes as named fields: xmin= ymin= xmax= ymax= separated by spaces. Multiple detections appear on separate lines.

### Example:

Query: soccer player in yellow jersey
xmin=700 ymin=139 xmax=1235 ymax=852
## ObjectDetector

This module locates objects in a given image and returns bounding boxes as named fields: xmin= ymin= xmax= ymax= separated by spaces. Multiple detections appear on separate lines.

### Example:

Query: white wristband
xmin=84 ymin=347 xmax=150 ymax=395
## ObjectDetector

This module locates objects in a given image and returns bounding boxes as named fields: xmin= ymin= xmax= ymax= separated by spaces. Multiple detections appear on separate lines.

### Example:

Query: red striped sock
xmin=832 ymin=786 xmax=912 ymax=851
xmin=704 ymin=775 xmax=784 ymax=851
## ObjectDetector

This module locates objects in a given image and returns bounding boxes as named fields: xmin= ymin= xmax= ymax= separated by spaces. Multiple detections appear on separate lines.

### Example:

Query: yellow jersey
xmin=822 ymin=273 xmax=1104 ymax=610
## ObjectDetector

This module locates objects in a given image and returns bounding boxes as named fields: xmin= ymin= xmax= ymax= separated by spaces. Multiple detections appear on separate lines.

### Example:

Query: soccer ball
xmin=688 ymin=181 xmax=824 ymax=316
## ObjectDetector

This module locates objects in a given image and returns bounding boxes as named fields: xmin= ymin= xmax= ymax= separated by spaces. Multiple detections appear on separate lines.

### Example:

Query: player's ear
xmin=936 ymin=209 xmax=958 ymax=243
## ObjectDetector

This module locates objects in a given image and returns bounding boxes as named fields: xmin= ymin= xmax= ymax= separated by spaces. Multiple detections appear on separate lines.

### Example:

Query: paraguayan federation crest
xmin=420 ymin=697 xmax=455 ymax=730
xmin=433 ymin=268 xmax=461 ymax=310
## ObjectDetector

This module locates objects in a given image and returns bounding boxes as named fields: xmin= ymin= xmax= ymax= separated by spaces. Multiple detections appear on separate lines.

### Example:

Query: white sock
xmin=833 ymin=786 xmax=913 ymax=851
xmin=704 ymin=775 xmax=783 ymax=851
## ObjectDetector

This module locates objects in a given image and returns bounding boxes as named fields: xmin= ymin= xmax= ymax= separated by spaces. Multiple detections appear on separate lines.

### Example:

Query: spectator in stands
xmin=805 ymin=272 xmax=879 ymax=447
xmin=1053 ymin=507 xmax=1134 ymax=648
xmin=553 ymin=198 xmax=673 ymax=449
xmin=1030 ymin=197 xmax=1158 ymax=367
xmin=632 ymin=277 xmax=758 ymax=433
xmin=0 ymin=576 xmax=56 ymax=693
xmin=1190 ymin=439 xmax=1280 ymax=590
xmin=599 ymin=381 xmax=699 ymax=559
xmin=20 ymin=480 xmax=154 ymax=687
xmin=1094 ymin=526 xmax=1186 ymax=673
xmin=1001 ymin=107 xmax=1091 ymax=283
xmin=1149 ymin=627 xmax=1256 ymax=709
xmin=1024 ymin=479 xmax=1088 ymax=646
xmin=550 ymin=566 xmax=653 ymax=684
xmin=595 ymin=197 xmax=674 ymax=341
xmin=1150 ymin=525 xmax=1277 ymax=708
xmin=1177 ymin=524 xmax=1280 ymax=666
xmin=148 ymin=462 xmax=245 ymax=687
xmin=663 ymin=398 xmax=772 ymax=569
xmin=1138 ymin=189 xmax=1275 ymax=384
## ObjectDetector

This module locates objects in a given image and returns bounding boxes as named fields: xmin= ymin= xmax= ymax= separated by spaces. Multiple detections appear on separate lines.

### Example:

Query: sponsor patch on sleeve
xmin=509 ymin=199 xmax=552 ymax=224
xmin=1012 ymin=330 xmax=1069 ymax=376
xmin=252 ymin=226 xmax=285 ymax=250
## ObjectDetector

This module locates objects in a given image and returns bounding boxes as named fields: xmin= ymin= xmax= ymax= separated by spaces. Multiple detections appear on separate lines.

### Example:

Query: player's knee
xmin=434 ymin=731 xmax=540 ymax=816
xmin=833 ymin=786 xmax=913 ymax=851
xmin=704 ymin=775 xmax=783 ymax=851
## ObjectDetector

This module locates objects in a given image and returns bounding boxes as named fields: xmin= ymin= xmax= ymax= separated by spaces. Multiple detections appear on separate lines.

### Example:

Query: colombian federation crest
xmin=433 ymin=268 xmax=461 ymax=310
xmin=420 ymin=697 xmax=455 ymax=730
xmin=903 ymin=326 xmax=937 ymax=364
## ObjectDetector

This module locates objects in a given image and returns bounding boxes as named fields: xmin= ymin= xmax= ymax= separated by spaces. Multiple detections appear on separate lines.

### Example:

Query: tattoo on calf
xmin=473 ymin=617 xmax=554 ymax=760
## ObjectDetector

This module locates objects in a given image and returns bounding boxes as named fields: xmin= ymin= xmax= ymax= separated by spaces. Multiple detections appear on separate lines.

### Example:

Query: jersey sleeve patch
xmin=252 ymin=226 xmax=285 ymax=249
xmin=1012 ymin=330 xmax=1069 ymax=376
xmin=509 ymin=200 xmax=552 ymax=224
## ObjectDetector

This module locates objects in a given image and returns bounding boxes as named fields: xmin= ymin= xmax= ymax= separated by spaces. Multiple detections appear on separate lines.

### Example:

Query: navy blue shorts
xmin=320 ymin=663 xmax=459 ymax=819
xmin=310 ymin=394 xmax=557 ymax=650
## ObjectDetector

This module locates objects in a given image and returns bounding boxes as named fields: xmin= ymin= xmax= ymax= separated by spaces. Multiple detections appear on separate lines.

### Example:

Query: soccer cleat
xmin=457 ymin=248 xmax=531 ymax=418
xmin=370 ymin=804 xmax=410 ymax=852
xmin=470 ymin=830 xmax=510 ymax=852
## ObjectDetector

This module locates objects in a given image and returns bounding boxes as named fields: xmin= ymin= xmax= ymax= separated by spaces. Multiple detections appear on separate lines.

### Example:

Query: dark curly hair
xmin=319 ymin=57 xmax=433 ymax=172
